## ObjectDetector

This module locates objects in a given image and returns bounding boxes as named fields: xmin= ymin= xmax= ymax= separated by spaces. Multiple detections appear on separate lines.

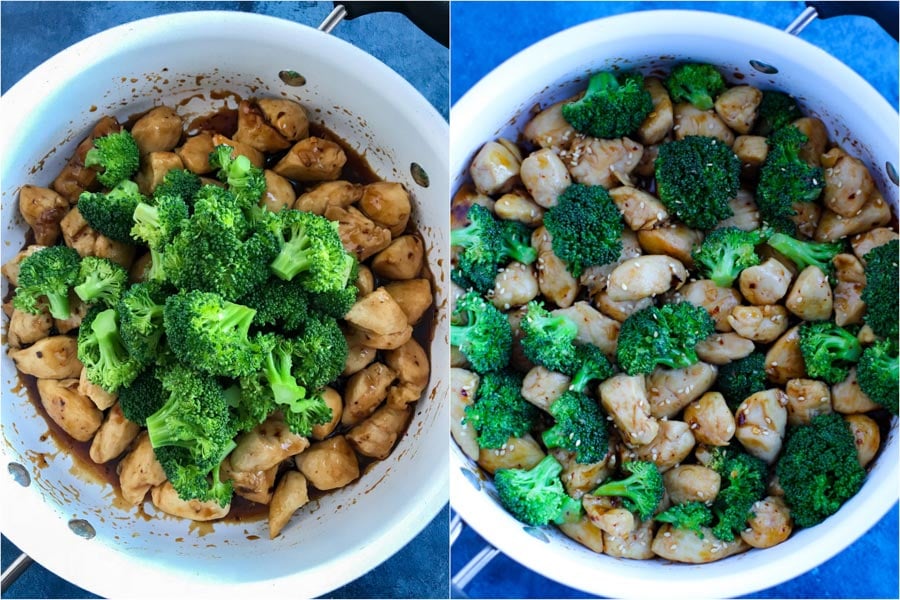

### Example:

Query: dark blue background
xmin=450 ymin=1 xmax=899 ymax=598
xmin=0 ymin=1 xmax=448 ymax=598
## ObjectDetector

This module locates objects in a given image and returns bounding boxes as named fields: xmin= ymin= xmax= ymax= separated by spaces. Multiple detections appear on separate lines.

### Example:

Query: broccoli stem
xmin=263 ymin=343 xmax=307 ymax=409
xmin=46 ymin=292 xmax=71 ymax=320
xmin=271 ymin=231 xmax=312 ymax=281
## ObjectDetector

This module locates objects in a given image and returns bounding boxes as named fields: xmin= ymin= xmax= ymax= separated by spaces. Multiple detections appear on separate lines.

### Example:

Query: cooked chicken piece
xmin=785 ymin=266 xmax=832 ymax=321
xmin=477 ymin=434 xmax=545 ymax=475
xmin=230 ymin=416 xmax=310 ymax=472
xmin=593 ymin=292 xmax=654 ymax=323
xmin=89 ymin=402 xmax=141 ymax=464
xmin=175 ymin=131 xmax=215 ymax=174
xmin=296 ymin=180 xmax=362 ymax=214
xmin=815 ymin=191 xmax=891 ymax=241
xmin=718 ymin=189 xmax=761 ymax=231
xmin=733 ymin=136 xmax=768 ymax=181
xmin=371 ymin=235 xmax=425 ymax=280
xmin=359 ymin=182 xmax=411 ymax=237
xmin=609 ymin=186 xmax=669 ymax=231
xmin=634 ymin=420 xmax=695 ymax=472
xmin=695 ymin=333 xmax=755 ymax=365
xmin=2 ymin=245 xmax=45 ymax=287
xmin=220 ymin=457 xmax=278 ymax=504
xmin=295 ymin=436 xmax=360 ymax=490
xmin=850 ymin=227 xmax=898 ymax=264
xmin=469 ymin=140 xmax=521 ymax=195
xmin=552 ymin=301 xmax=620 ymax=357
xmin=793 ymin=117 xmax=828 ymax=166
xmin=580 ymin=229 xmax=642 ymax=297
xmin=734 ymin=389 xmax=788 ymax=463
xmin=347 ymin=404 xmax=411 ymax=459
xmin=355 ymin=265 xmax=375 ymax=297
xmin=714 ymin=85 xmax=762 ymax=134
xmin=671 ymin=280 xmax=742 ymax=332
xmin=765 ymin=325 xmax=806 ymax=384
xmin=607 ymin=255 xmax=687 ymax=302
xmin=118 ymin=432 xmax=167 ymax=505
xmin=832 ymin=254 xmax=867 ymax=327
xmin=784 ymin=378 xmax=832 ymax=426
xmin=135 ymin=151 xmax=184 ymax=195
xmin=383 ymin=279 xmax=433 ymax=325
xmin=210 ymin=133 xmax=264 ymax=167
xmin=450 ymin=368 xmax=481 ymax=460
xmin=342 ymin=329 xmax=378 ymax=376
xmin=37 ymin=378 xmax=103 ymax=442
xmin=532 ymin=226 xmax=580 ymax=308
xmin=647 ymin=362 xmax=718 ymax=419
xmin=494 ymin=190 xmax=545 ymax=226
xmin=739 ymin=258 xmax=793 ymax=305
xmin=564 ymin=136 xmax=643 ymax=188
xmin=553 ymin=444 xmax=616 ymax=498
xmin=345 ymin=287 xmax=409 ymax=337
xmin=54 ymin=293 xmax=89 ymax=335
xmin=727 ymin=305 xmax=789 ymax=344
xmin=741 ymin=496 xmax=792 ymax=549
xmin=520 ymin=148 xmax=571 ymax=208
xmin=599 ymin=374 xmax=658 ymax=447
xmin=663 ymin=465 xmax=721 ymax=505
xmin=268 ymin=470 xmax=310 ymax=538
xmin=636 ymin=223 xmax=704 ymax=268
xmin=652 ymin=524 xmax=749 ymax=562
xmin=260 ymin=169 xmax=295 ymax=212
xmin=451 ymin=183 xmax=495 ymax=230
xmin=151 ymin=482 xmax=230 ymax=521
xmin=523 ymin=98 xmax=577 ymax=150
xmin=355 ymin=324 xmax=413 ymax=350
xmin=683 ymin=392 xmax=735 ymax=447
xmin=831 ymin=368 xmax=881 ymax=414
xmin=7 ymin=307 xmax=53 ymax=349
xmin=637 ymin=77 xmax=674 ymax=144
xmin=342 ymin=362 xmax=397 ymax=426
xmin=845 ymin=414 xmax=880 ymax=468
xmin=9 ymin=336 xmax=82 ymax=379
xmin=673 ymin=103 xmax=734 ymax=146
xmin=603 ymin=516 xmax=657 ymax=559
xmin=324 ymin=204 xmax=392 ymax=262
xmin=822 ymin=151 xmax=874 ymax=217
xmin=384 ymin=338 xmax=429 ymax=409
xmin=131 ymin=106 xmax=183 ymax=155
xmin=233 ymin=99 xmax=290 ymax=153
xmin=19 ymin=185 xmax=69 ymax=246
xmin=53 ymin=116 xmax=120 ymax=202
xmin=558 ymin=515 xmax=606 ymax=554
xmin=311 ymin=387 xmax=344 ymax=441
xmin=59 ymin=206 xmax=135 ymax=268
xmin=521 ymin=366 xmax=570 ymax=412
xmin=257 ymin=98 xmax=310 ymax=141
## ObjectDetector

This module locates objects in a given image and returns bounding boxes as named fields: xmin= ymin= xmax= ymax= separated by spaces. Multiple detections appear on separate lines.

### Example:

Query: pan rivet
xmin=885 ymin=162 xmax=899 ymax=186
xmin=68 ymin=519 xmax=96 ymax=540
xmin=749 ymin=60 xmax=779 ymax=74
xmin=461 ymin=466 xmax=482 ymax=491
xmin=278 ymin=70 xmax=306 ymax=87
xmin=523 ymin=526 xmax=550 ymax=543
xmin=8 ymin=462 xmax=30 ymax=487
xmin=410 ymin=163 xmax=430 ymax=188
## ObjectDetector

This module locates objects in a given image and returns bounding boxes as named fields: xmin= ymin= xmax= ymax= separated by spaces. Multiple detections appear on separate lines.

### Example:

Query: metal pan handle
xmin=804 ymin=1 xmax=898 ymax=39
xmin=336 ymin=1 xmax=449 ymax=47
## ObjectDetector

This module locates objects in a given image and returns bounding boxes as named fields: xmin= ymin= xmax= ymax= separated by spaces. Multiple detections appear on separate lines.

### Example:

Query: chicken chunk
xmin=342 ymin=362 xmax=398 ymax=426
xmin=9 ymin=336 xmax=82 ymax=379
xmin=230 ymin=416 xmax=310 ymax=472
xmin=37 ymin=378 xmax=103 ymax=442
xmin=565 ymin=136 xmax=643 ymax=188
xmin=273 ymin=137 xmax=345 ymax=181
xmin=118 ymin=432 xmax=167 ymax=505
xmin=89 ymin=402 xmax=141 ymax=464
xmin=131 ymin=106 xmax=183 ymax=155
xmin=295 ymin=436 xmax=360 ymax=490
xmin=324 ymin=205 xmax=392 ymax=261
xmin=347 ymin=405 xmax=411 ymax=459
xmin=18 ymin=185 xmax=69 ymax=246
xmin=268 ymin=470 xmax=310 ymax=538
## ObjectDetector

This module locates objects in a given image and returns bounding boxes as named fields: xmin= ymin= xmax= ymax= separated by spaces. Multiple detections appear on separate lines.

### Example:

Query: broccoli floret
xmin=307 ymin=285 xmax=358 ymax=319
xmin=692 ymin=227 xmax=770 ymax=287
xmin=451 ymin=290 xmax=513 ymax=373
xmin=73 ymin=256 xmax=128 ymax=306
xmin=12 ymin=245 xmax=81 ymax=319
xmin=568 ymin=343 xmax=616 ymax=390
xmin=655 ymin=501 xmax=714 ymax=537
xmin=560 ymin=71 xmax=653 ymax=138
xmin=163 ymin=290 xmax=264 ymax=378
xmin=209 ymin=145 xmax=267 ymax=209
xmin=494 ymin=455 xmax=583 ymax=526
xmin=118 ymin=366 xmax=166 ymax=426
xmin=715 ymin=351 xmax=767 ymax=411
xmin=76 ymin=306 xmax=142 ymax=392
xmin=240 ymin=278 xmax=309 ymax=331
xmin=590 ymin=461 xmax=664 ymax=520
xmin=117 ymin=281 xmax=168 ymax=365
xmin=462 ymin=370 xmax=541 ymax=450
xmin=664 ymin=63 xmax=726 ymax=110
xmin=766 ymin=232 xmax=843 ymax=276
xmin=152 ymin=169 xmax=202 ymax=207
xmin=131 ymin=193 xmax=189 ymax=282
xmin=654 ymin=136 xmax=740 ymax=229
xmin=78 ymin=179 xmax=145 ymax=243
xmin=756 ymin=126 xmax=825 ymax=234
xmin=154 ymin=442 xmax=235 ymax=508
xmin=519 ymin=301 xmax=580 ymax=373
xmin=268 ymin=209 xmax=353 ymax=292
xmin=776 ymin=413 xmax=866 ymax=528
xmin=230 ymin=375 xmax=275 ymax=433
xmin=541 ymin=390 xmax=608 ymax=464
xmin=83 ymin=130 xmax=140 ymax=188
xmin=857 ymin=339 xmax=899 ymax=415
xmin=543 ymin=184 xmax=623 ymax=278
xmin=617 ymin=302 xmax=715 ymax=375
xmin=798 ymin=321 xmax=862 ymax=385
xmin=861 ymin=240 xmax=899 ymax=339
xmin=754 ymin=91 xmax=802 ymax=136
xmin=451 ymin=204 xmax=537 ymax=293
xmin=291 ymin=314 xmax=348 ymax=391
xmin=259 ymin=335 xmax=332 ymax=436
xmin=707 ymin=449 xmax=767 ymax=541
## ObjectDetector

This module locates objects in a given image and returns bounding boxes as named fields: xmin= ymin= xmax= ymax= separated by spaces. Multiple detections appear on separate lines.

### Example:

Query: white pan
xmin=1 ymin=10 xmax=448 ymax=598
xmin=450 ymin=9 xmax=898 ymax=598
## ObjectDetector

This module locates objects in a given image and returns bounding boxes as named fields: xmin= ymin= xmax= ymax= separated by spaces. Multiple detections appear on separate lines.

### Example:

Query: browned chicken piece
xmin=295 ymin=436 xmax=360 ymax=490
xmin=673 ymin=103 xmax=734 ymax=146
xmin=383 ymin=279 xmax=433 ymax=325
xmin=793 ymin=117 xmax=828 ymax=166
xmin=477 ymin=434 xmax=545 ymax=475
xmin=636 ymin=222 xmax=704 ymax=269
xmin=564 ymin=136 xmax=643 ymax=188
xmin=18 ymin=185 xmax=69 ymax=245
xmin=89 ymin=402 xmax=141 ymax=464
xmin=53 ymin=116 xmax=120 ymax=202
xmin=713 ymin=85 xmax=762 ymax=135
xmin=532 ymin=226 xmax=580 ymax=308
xmin=54 ymin=293 xmax=89 ymax=334
xmin=273 ymin=137 xmax=346 ymax=181
xmin=230 ymin=415 xmax=310 ymax=472
xmin=37 ymin=378 xmax=102 ymax=441
xmin=359 ymin=182 xmax=411 ymax=237
xmin=2 ymin=245 xmax=45 ymax=287
xmin=344 ymin=287 xmax=409 ymax=337
xmin=118 ymin=432 xmax=167 ymax=505
xmin=131 ymin=106 xmax=183 ymax=155
xmin=371 ymin=235 xmax=425 ymax=280
xmin=341 ymin=362 xmax=398 ymax=427
xmin=261 ymin=170 xmax=296 ymax=212
xmin=822 ymin=150 xmax=874 ymax=217
xmin=59 ymin=206 xmax=135 ymax=268
xmin=311 ymin=387 xmax=343 ymax=441
xmin=9 ymin=336 xmax=82 ymax=379
xmin=815 ymin=191 xmax=892 ymax=241
xmin=151 ymin=482 xmax=230 ymax=521
xmin=354 ymin=264 xmax=375 ymax=296
xmin=346 ymin=405 xmax=411 ymax=459
xmin=92 ymin=232 xmax=136 ymax=269
xmin=210 ymin=133 xmax=265 ymax=167
xmin=850 ymin=227 xmax=898 ymax=263
xmin=257 ymin=98 xmax=310 ymax=141
xmin=323 ymin=205 xmax=392 ymax=261
xmin=7 ymin=307 xmax=53 ymax=349
xmin=129 ymin=252 xmax=152 ymax=284
xmin=295 ymin=180 xmax=362 ymax=215
xmin=233 ymin=100 xmax=291 ymax=153
xmin=450 ymin=183 xmax=494 ymax=230
xmin=384 ymin=338 xmax=429 ymax=408
xmin=268 ymin=470 xmax=310 ymax=538
xmin=135 ymin=151 xmax=184 ymax=195
xmin=78 ymin=366 xmax=118 ymax=411
xmin=175 ymin=131 xmax=215 ymax=174
xmin=765 ymin=325 xmax=807 ymax=384
xmin=342 ymin=327 xmax=378 ymax=376
xmin=220 ymin=457 xmax=278 ymax=504
xmin=355 ymin=324 xmax=413 ymax=350
xmin=734 ymin=389 xmax=788 ymax=464
xmin=733 ymin=136 xmax=768 ymax=181
xmin=469 ymin=140 xmax=522 ymax=196
xmin=523 ymin=98 xmax=577 ymax=150
xmin=637 ymin=77 xmax=674 ymax=145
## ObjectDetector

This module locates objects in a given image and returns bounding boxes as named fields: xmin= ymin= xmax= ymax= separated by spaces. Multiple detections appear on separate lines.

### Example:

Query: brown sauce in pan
xmin=10 ymin=101 xmax=435 ymax=526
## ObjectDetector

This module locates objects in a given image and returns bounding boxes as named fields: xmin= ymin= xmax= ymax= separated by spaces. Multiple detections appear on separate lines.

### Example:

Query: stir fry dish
xmin=4 ymin=98 xmax=433 ymax=538
xmin=450 ymin=63 xmax=898 ymax=563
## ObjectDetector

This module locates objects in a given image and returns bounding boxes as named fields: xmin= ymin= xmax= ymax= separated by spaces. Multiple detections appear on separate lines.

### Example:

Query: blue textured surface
xmin=0 ymin=2 xmax=448 ymax=598
xmin=450 ymin=2 xmax=899 ymax=599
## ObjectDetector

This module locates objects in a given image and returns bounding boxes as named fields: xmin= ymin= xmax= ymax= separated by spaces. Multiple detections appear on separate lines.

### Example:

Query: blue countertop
xmin=0 ymin=2 xmax=448 ymax=598
xmin=450 ymin=1 xmax=899 ymax=599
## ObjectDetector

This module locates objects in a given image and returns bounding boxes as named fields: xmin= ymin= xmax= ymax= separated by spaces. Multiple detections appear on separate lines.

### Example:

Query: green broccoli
xmin=655 ymin=501 xmax=714 ymax=537
xmin=861 ymin=240 xmax=899 ymax=339
xmin=240 ymin=277 xmax=309 ymax=331
xmin=568 ymin=343 xmax=615 ymax=390
xmin=290 ymin=314 xmax=349 ymax=391
xmin=692 ymin=226 xmax=771 ymax=287
xmin=12 ymin=245 xmax=81 ymax=319
xmin=707 ymin=448 xmax=767 ymax=541
xmin=766 ymin=232 xmax=843 ymax=275
xmin=463 ymin=370 xmax=541 ymax=450
xmin=756 ymin=126 xmax=825 ymax=234
xmin=118 ymin=366 xmax=166 ymax=426
xmin=451 ymin=290 xmax=513 ymax=373
xmin=229 ymin=375 xmax=276 ymax=433
xmin=665 ymin=63 xmax=726 ymax=110
xmin=541 ymin=393 xmax=607 ymax=465
xmin=519 ymin=301 xmax=580 ymax=374
xmin=259 ymin=334 xmax=332 ymax=435
xmin=307 ymin=284 xmax=358 ymax=319
xmin=654 ymin=136 xmax=740 ymax=229
xmin=83 ymin=130 xmax=140 ymax=188
xmin=494 ymin=455 xmax=583 ymax=526
xmin=78 ymin=179 xmax=145 ymax=243
xmin=163 ymin=290 xmax=264 ymax=378
xmin=152 ymin=169 xmax=202 ymax=206
xmin=76 ymin=306 xmax=142 ymax=392
xmin=798 ymin=321 xmax=862 ymax=385
xmin=715 ymin=351 xmax=767 ymax=411
xmin=268 ymin=209 xmax=353 ymax=292
xmin=590 ymin=461 xmax=664 ymax=520
xmin=117 ymin=281 xmax=168 ymax=365
xmin=560 ymin=71 xmax=653 ymax=138
xmin=209 ymin=145 xmax=267 ymax=209
xmin=857 ymin=339 xmax=899 ymax=415
xmin=776 ymin=413 xmax=865 ymax=528
xmin=131 ymin=193 xmax=190 ymax=282
xmin=543 ymin=184 xmax=623 ymax=278
xmin=73 ymin=256 xmax=128 ymax=306
xmin=617 ymin=302 xmax=715 ymax=375
xmin=451 ymin=204 xmax=537 ymax=293
xmin=154 ymin=442 xmax=235 ymax=507
xmin=754 ymin=91 xmax=802 ymax=136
